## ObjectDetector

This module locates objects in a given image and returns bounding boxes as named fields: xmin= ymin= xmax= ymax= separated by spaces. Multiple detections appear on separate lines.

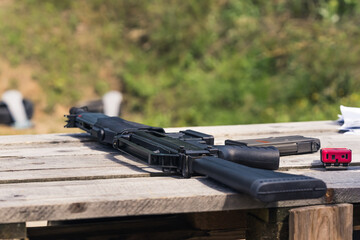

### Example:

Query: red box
xmin=320 ymin=148 xmax=352 ymax=167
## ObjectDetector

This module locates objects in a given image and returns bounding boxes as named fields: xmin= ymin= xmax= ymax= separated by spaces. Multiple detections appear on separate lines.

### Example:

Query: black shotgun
xmin=65 ymin=107 xmax=327 ymax=202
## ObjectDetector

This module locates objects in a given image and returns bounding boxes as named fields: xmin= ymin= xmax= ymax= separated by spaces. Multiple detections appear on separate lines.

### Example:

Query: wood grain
xmin=289 ymin=204 xmax=353 ymax=240
xmin=0 ymin=177 xmax=266 ymax=223
xmin=0 ymin=167 xmax=359 ymax=224
xmin=0 ymin=133 xmax=90 ymax=146
xmin=0 ymin=120 xmax=358 ymax=224
xmin=165 ymin=120 xmax=339 ymax=138
xmin=0 ymin=120 xmax=338 ymax=146
xmin=0 ymin=141 xmax=162 ymax=183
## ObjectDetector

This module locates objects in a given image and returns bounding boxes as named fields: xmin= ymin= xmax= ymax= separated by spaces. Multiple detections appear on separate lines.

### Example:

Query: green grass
xmin=1 ymin=0 xmax=360 ymax=127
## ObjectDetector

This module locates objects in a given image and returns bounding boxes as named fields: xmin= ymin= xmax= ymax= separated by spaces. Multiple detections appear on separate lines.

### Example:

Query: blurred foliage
xmin=1 ymin=0 xmax=360 ymax=126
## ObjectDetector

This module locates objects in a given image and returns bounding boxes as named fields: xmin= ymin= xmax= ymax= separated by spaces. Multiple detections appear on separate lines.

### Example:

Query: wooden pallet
xmin=0 ymin=120 xmax=359 ymax=239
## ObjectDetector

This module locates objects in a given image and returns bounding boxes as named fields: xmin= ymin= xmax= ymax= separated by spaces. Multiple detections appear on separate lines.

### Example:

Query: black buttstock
xmin=216 ymin=145 xmax=280 ymax=170
xmin=192 ymin=156 xmax=327 ymax=202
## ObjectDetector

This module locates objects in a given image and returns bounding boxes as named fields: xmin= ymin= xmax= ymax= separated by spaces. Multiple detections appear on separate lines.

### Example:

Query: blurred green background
xmin=1 ymin=0 xmax=360 ymax=133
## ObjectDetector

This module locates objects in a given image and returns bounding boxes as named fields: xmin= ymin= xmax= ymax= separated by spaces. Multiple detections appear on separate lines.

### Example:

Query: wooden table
xmin=0 ymin=121 xmax=359 ymax=239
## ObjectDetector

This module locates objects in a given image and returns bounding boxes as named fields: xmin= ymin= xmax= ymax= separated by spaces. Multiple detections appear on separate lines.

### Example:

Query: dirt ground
xmin=0 ymin=59 xmax=81 ymax=135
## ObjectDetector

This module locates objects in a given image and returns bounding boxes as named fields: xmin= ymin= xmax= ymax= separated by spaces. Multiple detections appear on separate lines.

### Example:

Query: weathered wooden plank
xmin=284 ymin=169 xmax=360 ymax=189
xmin=0 ymin=154 xmax=127 ymax=171
xmin=0 ymin=121 xmax=338 ymax=147
xmin=275 ymin=169 xmax=360 ymax=207
xmin=0 ymin=120 xmax=358 ymax=226
xmin=166 ymin=120 xmax=339 ymax=138
xmin=0 ymin=147 xmax=162 ymax=183
xmin=0 ymin=121 xmax=351 ymax=167
xmin=0 ymin=166 xmax=359 ymax=224
xmin=0 ymin=122 xmax=353 ymax=171
xmin=0 ymin=132 xmax=357 ymax=171
xmin=289 ymin=204 xmax=353 ymax=240
xmin=0 ymin=165 xmax=359 ymax=208
xmin=0 ymin=142 xmax=117 ymax=158
xmin=0 ymin=142 xmax=358 ymax=184
xmin=0 ymin=166 xmax=159 ymax=184
xmin=0 ymin=146 xmax=148 ymax=169
xmin=0 ymin=177 xmax=267 ymax=223
xmin=0 ymin=133 xmax=91 ymax=146
xmin=0 ymin=154 xmax=157 ymax=175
